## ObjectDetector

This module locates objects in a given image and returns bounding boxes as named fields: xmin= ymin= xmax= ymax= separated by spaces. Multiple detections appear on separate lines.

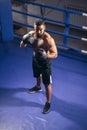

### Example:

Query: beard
xmin=37 ymin=33 xmax=44 ymax=38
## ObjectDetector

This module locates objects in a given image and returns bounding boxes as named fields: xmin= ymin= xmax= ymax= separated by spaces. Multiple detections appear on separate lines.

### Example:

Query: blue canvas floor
xmin=0 ymin=39 xmax=87 ymax=130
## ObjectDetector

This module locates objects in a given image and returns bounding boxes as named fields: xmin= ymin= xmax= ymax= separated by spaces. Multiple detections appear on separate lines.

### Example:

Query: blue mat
xmin=0 ymin=40 xmax=87 ymax=130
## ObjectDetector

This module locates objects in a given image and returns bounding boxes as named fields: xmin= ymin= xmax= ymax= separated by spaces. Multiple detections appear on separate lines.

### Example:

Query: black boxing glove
xmin=35 ymin=48 xmax=48 ymax=61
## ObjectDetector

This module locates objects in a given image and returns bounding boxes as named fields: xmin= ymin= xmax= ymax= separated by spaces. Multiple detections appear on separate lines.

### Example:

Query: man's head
xmin=34 ymin=19 xmax=46 ymax=38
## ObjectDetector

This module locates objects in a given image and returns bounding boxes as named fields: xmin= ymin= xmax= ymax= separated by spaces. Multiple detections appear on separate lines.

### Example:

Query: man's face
xmin=34 ymin=24 xmax=45 ymax=38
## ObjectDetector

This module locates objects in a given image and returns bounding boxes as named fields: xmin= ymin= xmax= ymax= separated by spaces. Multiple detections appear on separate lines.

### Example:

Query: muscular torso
xmin=31 ymin=31 xmax=51 ymax=54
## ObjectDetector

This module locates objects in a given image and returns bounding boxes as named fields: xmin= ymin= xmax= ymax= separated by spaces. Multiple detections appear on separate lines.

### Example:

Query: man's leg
xmin=36 ymin=75 xmax=42 ymax=87
xmin=45 ymin=84 xmax=52 ymax=103
xmin=29 ymin=57 xmax=42 ymax=93
xmin=28 ymin=76 xmax=42 ymax=93
xmin=42 ymin=65 xmax=52 ymax=114
xmin=42 ymin=83 xmax=52 ymax=114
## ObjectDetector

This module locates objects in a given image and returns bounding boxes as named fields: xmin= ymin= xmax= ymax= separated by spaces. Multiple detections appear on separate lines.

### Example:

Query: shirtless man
xmin=20 ymin=19 xmax=58 ymax=114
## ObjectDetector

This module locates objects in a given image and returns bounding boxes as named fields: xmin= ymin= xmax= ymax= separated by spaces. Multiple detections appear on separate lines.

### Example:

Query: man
xmin=20 ymin=19 xmax=58 ymax=114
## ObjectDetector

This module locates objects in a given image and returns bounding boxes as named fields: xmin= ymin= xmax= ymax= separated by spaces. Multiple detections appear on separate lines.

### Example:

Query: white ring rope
xmin=81 ymin=38 xmax=87 ymax=42
xmin=82 ymin=13 xmax=87 ymax=16
xmin=82 ymin=26 xmax=87 ymax=30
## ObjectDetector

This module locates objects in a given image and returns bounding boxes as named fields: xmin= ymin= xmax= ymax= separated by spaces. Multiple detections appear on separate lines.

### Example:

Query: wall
xmin=11 ymin=0 xmax=87 ymax=50
xmin=12 ymin=0 xmax=87 ymax=28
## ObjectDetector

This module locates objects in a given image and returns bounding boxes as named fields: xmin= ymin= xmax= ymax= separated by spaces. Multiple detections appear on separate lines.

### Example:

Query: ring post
xmin=0 ymin=0 xmax=14 ymax=42
xmin=63 ymin=11 xmax=70 ymax=46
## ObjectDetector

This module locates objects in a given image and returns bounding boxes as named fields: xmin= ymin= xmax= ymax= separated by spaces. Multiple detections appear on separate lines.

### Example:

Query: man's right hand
xmin=20 ymin=41 xmax=27 ymax=48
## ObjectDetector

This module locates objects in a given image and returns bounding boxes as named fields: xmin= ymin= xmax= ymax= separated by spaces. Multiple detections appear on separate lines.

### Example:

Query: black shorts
xmin=32 ymin=56 xmax=52 ymax=85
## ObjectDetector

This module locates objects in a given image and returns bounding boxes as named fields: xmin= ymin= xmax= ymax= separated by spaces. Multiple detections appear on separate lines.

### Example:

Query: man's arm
xmin=20 ymin=33 xmax=30 ymax=48
xmin=47 ymin=37 xmax=58 ymax=59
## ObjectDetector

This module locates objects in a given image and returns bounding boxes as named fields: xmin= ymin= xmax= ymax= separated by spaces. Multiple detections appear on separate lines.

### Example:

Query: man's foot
xmin=28 ymin=86 xmax=42 ymax=93
xmin=42 ymin=102 xmax=51 ymax=114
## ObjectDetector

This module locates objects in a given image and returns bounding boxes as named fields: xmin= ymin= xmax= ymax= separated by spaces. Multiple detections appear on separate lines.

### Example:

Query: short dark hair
xmin=34 ymin=19 xmax=45 ymax=26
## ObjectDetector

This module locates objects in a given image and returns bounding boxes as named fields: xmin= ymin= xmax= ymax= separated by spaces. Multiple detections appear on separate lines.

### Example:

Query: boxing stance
xmin=20 ymin=19 xmax=58 ymax=114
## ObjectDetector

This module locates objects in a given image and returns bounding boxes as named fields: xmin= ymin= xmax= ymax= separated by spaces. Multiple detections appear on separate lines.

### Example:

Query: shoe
xmin=28 ymin=86 xmax=42 ymax=93
xmin=42 ymin=102 xmax=51 ymax=114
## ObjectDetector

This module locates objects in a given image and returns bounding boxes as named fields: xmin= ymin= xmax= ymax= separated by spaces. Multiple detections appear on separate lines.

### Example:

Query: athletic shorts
xmin=32 ymin=56 xmax=52 ymax=85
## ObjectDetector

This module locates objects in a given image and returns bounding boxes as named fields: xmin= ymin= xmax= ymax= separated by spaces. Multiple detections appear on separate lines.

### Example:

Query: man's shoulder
xmin=44 ymin=32 xmax=54 ymax=41
xmin=44 ymin=32 xmax=52 ymax=39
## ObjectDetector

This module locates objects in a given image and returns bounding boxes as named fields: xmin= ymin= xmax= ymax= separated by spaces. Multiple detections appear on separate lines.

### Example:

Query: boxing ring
xmin=0 ymin=0 xmax=87 ymax=130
